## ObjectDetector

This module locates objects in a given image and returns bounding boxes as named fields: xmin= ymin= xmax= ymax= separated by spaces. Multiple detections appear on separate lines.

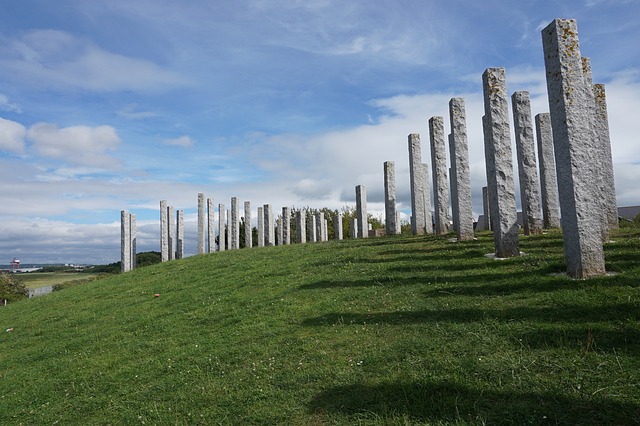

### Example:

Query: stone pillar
xmin=257 ymin=206 xmax=264 ymax=247
xmin=308 ymin=211 xmax=317 ymax=242
xmin=324 ymin=219 xmax=329 ymax=241
xmin=167 ymin=205 xmax=174 ymax=260
xmin=121 ymin=210 xmax=131 ymax=272
xmin=276 ymin=216 xmax=282 ymax=246
xmin=449 ymin=165 xmax=458 ymax=234
xmin=197 ymin=193 xmax=205 ymax=255
xmin=314 ymin=211 xmax=323 ymax=242
xmin=593 ymin=83 xmax=618 ymax=234
xmin=542 ymin=18 xmax=605 ymax=278
xmin=429 ymin=117 xmax=450 ymax=235
xmin=355 ymin=185 xmax=368 ymax=238
xmin=230 ymin=197 xmax=239 ymax=250
xmin=423 ymin=163 xmax=433 ymax=233
xmin=130 ymin=213 xmax=136 ymax=269
xmin=334 ymin=213 xmax=343 ymax=240
xmin=207 ymin=198 xmax=215 ymax=253
xmin=282 ymin=207 xmax=291 ymax=245
xmin=296 ymin=210 xmax=306 ymax=243
xmin=408 ymin=133 xmax=428 ymax=235
xmin=160 ymin=200 xmax=168 ymax=262
xmin=512 ymin=91 xmax=543 ymax=235
xmin=482 ymin=68 xmax=520 ymax=258
xmin=383 ymin=161 xmax=398 ymax=236
xmin=218 ymin=203 xmax=226 ymax=252
xmin=482 ymin=186 xmax=491 ymax=231
xmin=535 ymin=113 xmax=561 ymax=229
xmin=449 ymin=98 xmax=475 ymax=240
xmin=176 ymin=210 xmax=184 ymax=259
xmin=264 ymin=204 xmax=274 ymax=246
xmin=244 ymin=201 xmax=252 ymax=248
xmin=350 ymin=218 xmax=358 ymax=239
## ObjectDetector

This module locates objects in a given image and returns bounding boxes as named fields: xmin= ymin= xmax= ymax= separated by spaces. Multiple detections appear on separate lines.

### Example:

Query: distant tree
xmin=0 ymin=273 xmax=29 ymax=304
xmin=136 ymin=251 xmax=161 ymax=267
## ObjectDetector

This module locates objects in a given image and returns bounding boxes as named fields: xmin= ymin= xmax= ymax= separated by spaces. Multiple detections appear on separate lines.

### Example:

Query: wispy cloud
xmin=163 ymin=135 xmax=194 ymax=148
xmin=117 ymin=104 xmax=159 ymax=120
xmin=0 ymin=117 xmax=26 ymax=153
xmin=0 ymin=94 xmax=21 ymax=113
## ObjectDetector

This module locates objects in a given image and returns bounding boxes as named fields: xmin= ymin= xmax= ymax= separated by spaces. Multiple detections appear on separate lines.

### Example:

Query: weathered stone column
xmin=535 ymin=113 xmax=561 ymax=228
xmin=167 ymin=205 xmax=174 ymax=260
xmin=244 ymin=201 xmax=252 ymax=248
xmin=230 ymin=197 xmax=239 ymax=250
xmin=429 ymin=117 xmax=450 ymax=235
xmin=512 ymin=91 xmax=543 ymax=235
xmin=282 ymin=207 xmax=291 ymax=245
xmin=408 ymin=133 xmax=428 ymax=235
xmin=355 ymin=185 xmax=368 ymax=238
xmin=449 ymin=98 xmax=475 ymax=240
xmin=350 ymin=218 xmax=358 ymax=239
xmin=130 ymin=213 xmax=136 ymax=269
xmin=160 ymin=200 xmax=168 ymax=262
xmin=482 ymin=186 xmax=491 ymax=231
xmin=197 ymin=193 xmax=205 ymax=255
xmin=593 ymin=83 xmax=618 ymax=234
xmin=296 ymin=210 xmax=306 ymax=243
xmin=334 ymin=213 xmax=343 ymax=240
xmin=482 ymin=68 xmax=520 ymax=258
xmin=276 ymin=216 xmax=282 ymax=246
xmin=308 ymin=211 xmax=317 ymax=242
xmin=121 ymin=210 xmax=131 ymax=272
xmin=449 ymin=165 xmax=458 ymax=234
xmin=218 ymin=203 xmax=226 ymax=251
xmin=176 ymin=210 xmax=184 ymax=259
xmin=257 ymin=206 xmax=264 ymax=247
xmin=315 ymin=211 xmax=324 ymax=242
xmin=423 ymin=163 xmax=433 ymax=233
xmin=383 ymin=161 xmax=399 ymax=236
xmin=264 ymin=204 xmax=274 ymax=246
xmin=207 ymin=198 xmax=215 ymax=253
xmin=542 ymin=18 xmax=605 ymax=278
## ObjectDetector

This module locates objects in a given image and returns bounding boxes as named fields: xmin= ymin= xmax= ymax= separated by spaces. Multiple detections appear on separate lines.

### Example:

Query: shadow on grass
xmin=307 ymin=380 xmax=640 ymax=425
xmin=515 ymin=325 xmax=640 ymax=354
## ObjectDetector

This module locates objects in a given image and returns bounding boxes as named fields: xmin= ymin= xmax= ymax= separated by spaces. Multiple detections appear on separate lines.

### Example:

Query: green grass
xmin=0 ymin=229 xmax=639 ymax=425
xmin=16 ymin=272 xmax=99 ymax=289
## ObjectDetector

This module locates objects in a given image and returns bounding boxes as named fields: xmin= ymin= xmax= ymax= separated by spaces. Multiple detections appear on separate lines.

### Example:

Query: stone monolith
xmin=296 ymin=210 xmax=306 ymax=244
xmin=384 ymin=161 xmax=399 ymax=235
xmin=356 ymin=185 xmax=368 ymax=238
xmin=197 ymin=193 xmax=205 ymax=254
xmin=449 ymin=98 xmax=475 ymax=240
xmin=257 ymin=206 xmax=264 ymax=247
xmin=244 ymin=201 xmax=252 ymax=248
xmin=429 ymin=117 xmax=450 ymax=235
xmin=176 ymin=210 xmax=184 ymax=259
xmin=408 ymin=134 xmax=428 ymax=235
xmin=231 ymin=197 xmax=239 ymax=250
xmin=218 ymin=203 xmax=226 ymax=251
xmin=264 ymin=204 xmax=274 ymax=246
xmin=535 ymin=113 xmax=561 ymax=228
xmin=160 ymin=200 xmax=168 ymax=262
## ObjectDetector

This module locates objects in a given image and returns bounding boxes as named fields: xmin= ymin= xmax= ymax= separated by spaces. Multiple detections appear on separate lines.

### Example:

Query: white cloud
xmin=117 ymin=104 xmax=159 ymax=120
xmin=27 ymin=123 xmax=122 ymax=169
xmin=163 ymin=135 xmax=194 ymax=148
xmin=0 ymin=117 xmax=26 ymax=153
xmin=0 ymin=94 xmax=21 ymax=113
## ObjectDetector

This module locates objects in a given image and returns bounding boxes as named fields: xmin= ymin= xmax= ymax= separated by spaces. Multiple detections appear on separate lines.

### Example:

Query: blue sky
xmin=1 ymin=0 xmax=639 ymax=264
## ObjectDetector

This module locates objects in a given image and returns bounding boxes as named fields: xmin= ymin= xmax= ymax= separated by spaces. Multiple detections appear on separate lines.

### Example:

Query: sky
xmin=0 ymin=0 xmax=639 ymax=265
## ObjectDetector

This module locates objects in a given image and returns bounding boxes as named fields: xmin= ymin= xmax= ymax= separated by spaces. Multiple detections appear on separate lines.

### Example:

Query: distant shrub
xmin=52 ymin=274 xmax=108 ymax=292
xmin=0 ymin=273 xmax=29 ymax=304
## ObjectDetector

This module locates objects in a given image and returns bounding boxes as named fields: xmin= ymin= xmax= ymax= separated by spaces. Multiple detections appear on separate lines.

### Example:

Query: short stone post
xmin=449 ymin=98 xmax=475 ymax=240
xmin=384 ymin=161 xmax=399 ymax=235
xmin=542 ymin=18 xmax=605 ymax=278
xmin=197 ymin=193 xmax=205 ymax=254
xmin=429 ymin=117 xmax=450 ymax=235
xmin=167 ymin=205 xmax=175 ymax=260
xmin=482 ymin=68 xmax=520 ymax=258
xmin=176 ymin=210 xmax=184 ymax=259
xmin=350 ymin=218 xmax=358 ymax=239
xmin=535 ymin=113 xmax=561 ymax=228
xmin=257 ymin=206 xmax=264 ymax=247
xmin=334 ymin=213 xmax=343 ymax=240
xmin=282 ymin=207 xmax=291 ymax=245
xmin=355 ymin=185 xmax=368 ymax=238
xmin=218 ymin=203 xmax=226 ymax=251
xmin=121 ymin=210 xmax=131 ymax=272
xmin=160 ymin=200 xmax=168 ymax=262
xmin=230 ymin=197 xmax=239 ymax=250
xmin=244 ymin=201 xmax=252 ymax=248
xmin=512 ymin=91 xmax=543 ymax=235
xmin=207 ymin=198 xmax=215 ymax=253
xmin=264 ymin=204 xmax=274 ymax=246
xmin=296 ymin=210 xmax=306 ymax=243
xmin=408 ymin=134 xmax=428 ymax=235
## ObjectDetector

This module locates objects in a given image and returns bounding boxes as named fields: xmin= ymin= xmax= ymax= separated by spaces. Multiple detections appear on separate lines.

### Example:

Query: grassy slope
xmin=16 ymin=272 xmax=96 ymax=289
xmin=0 ymin=229 xmax=638 ymax=425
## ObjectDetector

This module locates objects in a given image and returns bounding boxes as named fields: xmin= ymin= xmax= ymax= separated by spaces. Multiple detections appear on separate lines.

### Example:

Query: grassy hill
xmin=1 ymin=229 xmax=639 ymax=425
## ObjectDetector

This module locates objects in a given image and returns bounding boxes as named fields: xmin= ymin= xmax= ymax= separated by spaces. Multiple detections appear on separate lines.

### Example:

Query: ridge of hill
xmin=1 ymin=230 xmax=639 ymax=425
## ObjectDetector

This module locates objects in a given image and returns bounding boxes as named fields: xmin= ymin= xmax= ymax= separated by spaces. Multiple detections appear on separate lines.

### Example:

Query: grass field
xmin=0 ymin=228 xmax=638 ymax=425
xmin=15 ymin=272 xmax=96 ymax=289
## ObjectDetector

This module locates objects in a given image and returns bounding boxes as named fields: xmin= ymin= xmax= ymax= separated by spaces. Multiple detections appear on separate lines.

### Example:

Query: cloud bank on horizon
xmin=0 ymin=0 xmax=639 ymax=264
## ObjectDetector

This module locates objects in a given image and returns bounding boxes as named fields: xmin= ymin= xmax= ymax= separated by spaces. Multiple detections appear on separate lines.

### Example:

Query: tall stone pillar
xmin=408 ymin=133 xmax=428 ymax=235
xmin=482 ymin=68 xmax=520 ymax=258
xmin=276 ymin=216 xmax=282 ymax=246
xmin=296 ymin=210 xmax=306 ymax=243
xmin=230 ymin=197 xmax=239 ymax=250
xmin=593 ymin=83 xmax=618 ymax=234
xmin=482 ymin=186 xmax=491 ymax=231
xmin=176 ymin=210 xmax=184 ymax=259
xmin=323 ymin=219 xmax=328 ymax=241
xmin=423 ymin=163 xmax=433 ymax=233
xmin=244 ymin=201 xmax=252 ymax=248
xmin=315 ymin=211 xmax=324 ymax=242
xmin=197 ymin=193 xmax=205 ymax=254
xmin=121 ymin=210 xmax=131 ymax=272
xmin=542 ymin=18 xmax=605 ymax=278
xmin=167 ymin=205 xmax=175 ymax=260
xmin=207 ymin=198 xmax=215 ymax=253
xmin=383 ymin=161 xmax=399 ymax=235
xmin=429 ymin=117 xmax=450 ymax=235
xmin=160 ymin=200 xmax=168 ymax=262
xmin=334 ymin=213 xmax=343 ymax=240
xmin=449 ymin=98 xmax=475 ymax=240
xmin=282 ymin=207 xmax=291 ymax=245
xmin=535 ymin=113 xmax=561 ymax=228
xmin=308 ymin=211 xmax=317 ymax=243
xmin=355 ymin=185 xmax=368 ymax=238
xmin=257 ymin=206 xmax=264 ymax=247
xmin=449 ymin=165 xmax=458 ymax=234
xmin=218 ymin=203 xmax=226 ymax=251
xmin=130 ymin=213 xmax=136 ymax=269
xmin=512 ymin=91 xmax=543 ymax=235
xmin=350 ymin=218 xmax=358 ymax=239
xmin=264 ymin=204 xmax=274 ymax=246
